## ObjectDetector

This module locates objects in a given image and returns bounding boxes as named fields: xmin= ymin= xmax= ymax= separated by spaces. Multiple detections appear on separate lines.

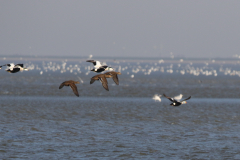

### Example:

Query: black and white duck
xmin=163 ymin=94 xmax=191 ymax=106
xmin=86 ymin=60 xmax=113 ymax=73
xmin=0 ymin=63 xmax=29 ymax=73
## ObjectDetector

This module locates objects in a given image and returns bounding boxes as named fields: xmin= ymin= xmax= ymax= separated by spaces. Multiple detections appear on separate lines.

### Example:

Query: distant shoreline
xmin=0 ymin=56 xmax=240 ymax=64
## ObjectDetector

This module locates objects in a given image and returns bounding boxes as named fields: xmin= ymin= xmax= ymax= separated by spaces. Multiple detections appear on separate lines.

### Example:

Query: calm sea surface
xmin=1 ymin=57 xmax=240 ymax=159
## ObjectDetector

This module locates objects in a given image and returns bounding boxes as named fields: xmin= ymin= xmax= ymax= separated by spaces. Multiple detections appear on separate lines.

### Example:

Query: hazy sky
xmin=1 ymin=0 xmax=240 ymax=58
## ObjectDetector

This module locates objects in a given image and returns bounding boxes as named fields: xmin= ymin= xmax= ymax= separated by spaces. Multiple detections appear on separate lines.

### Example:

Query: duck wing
xmin=112 ymin=74 xmax=119 ymax=85
xmin=94 ymin=61 xmax=102 ymax=68
xmin=90 ymin=75 xmax=99 ymax=84
xmin=2 ymin=63 xmax=15 ymax=68
xmin=99 ymin=76 xmax=109 ymax=91
xmin=86 ymin=60 xmax=96 ymax=64
xmin=180 ymin=96 xmax=191 ymax=102
xmin=163 ymin=94 xmax=178 ymax=102
xmin=59 ymin=81 xmax=66 ymax=89
xmin=15 ymin=64 xmax=24 ymax=68
xmin=8 ymin=63 xmax=15 ymax=68
xmin=90 ymin=79 xmax=96 ymax=84
xmin=104 ymin=72 xmax=119 ymax=85
xmin=0 ymin=64 xmax=6 ymax=68
xmin=69 ymin=83 xmax=79 ymax=97
xmin=86 ymin=60 xmax=102 ymax=68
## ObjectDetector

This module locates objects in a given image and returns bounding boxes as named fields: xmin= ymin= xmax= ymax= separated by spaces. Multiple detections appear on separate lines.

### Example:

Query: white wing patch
xmin=174 ymin=94 xmax=183 ymax=100
xmin=8 ymin=63 xmax=15 ymax=69
xmin=94 ymin=61 xmax=102 ymax=68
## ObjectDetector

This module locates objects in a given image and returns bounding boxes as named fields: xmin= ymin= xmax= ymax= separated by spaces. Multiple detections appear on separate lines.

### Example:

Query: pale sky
xmin=1 ymin=0 xmax=240 ymax=58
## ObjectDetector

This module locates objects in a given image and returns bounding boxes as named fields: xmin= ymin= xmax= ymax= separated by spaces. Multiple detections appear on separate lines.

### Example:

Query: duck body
xmin=91 ymin=65 xmax=113 ymax=73
xmin=59 ymin=80 xmax=80 ymax=97
xmin=7 ymin=68 xmax=21 ymax=73
xmin=170 ymin=102 xmax=182 ymax=106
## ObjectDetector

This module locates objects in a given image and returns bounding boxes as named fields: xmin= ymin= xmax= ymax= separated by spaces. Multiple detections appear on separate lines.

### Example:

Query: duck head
xmin=182 ymin=101 xmax=187 ymax=104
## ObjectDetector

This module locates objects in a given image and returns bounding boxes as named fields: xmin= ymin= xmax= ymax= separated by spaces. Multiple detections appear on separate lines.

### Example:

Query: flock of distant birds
xmin=0 ymin=60 xmax=191 ymax=106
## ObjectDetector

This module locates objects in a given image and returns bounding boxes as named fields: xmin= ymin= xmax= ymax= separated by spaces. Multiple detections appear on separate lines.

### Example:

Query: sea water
xmin=0 ymin=57 xmax=240 ymax=159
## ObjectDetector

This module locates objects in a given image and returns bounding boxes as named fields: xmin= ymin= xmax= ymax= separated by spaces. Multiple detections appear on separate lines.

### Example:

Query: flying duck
xmin=163 ymin=94 xmax=191 ymax=106
xmin=104 ymin=71 xmax=121 ymax=85
xmin=59 ymin=80 xmax=80 ymax=97
xmin=0 ymin=63 xmax=29 ymax=73
xmin=90 ymin=74 xmax=112 ymax=91
xmin=86 ymin=60 xmax=114 ymax=73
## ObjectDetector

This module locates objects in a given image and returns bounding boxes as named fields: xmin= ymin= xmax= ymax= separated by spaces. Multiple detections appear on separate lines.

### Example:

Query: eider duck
xmin=59 ymin=80 xmax=80 ymax=97
xmin=0 ymin=63 xmax=29 ymax=73
xmin=163 ymin=94 xmax=191 ymax=106
xmin=86 ymin=60 xmax=114 ymax=73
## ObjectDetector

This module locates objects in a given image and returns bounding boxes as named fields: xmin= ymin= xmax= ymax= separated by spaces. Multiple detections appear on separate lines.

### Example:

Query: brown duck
xmin=104 ymin=71 xmax=121 ymax=85
xmin=59 ymin=80 xmax=80 ymax=97
xmin=90 ymin=74 xmax=112 ymax=91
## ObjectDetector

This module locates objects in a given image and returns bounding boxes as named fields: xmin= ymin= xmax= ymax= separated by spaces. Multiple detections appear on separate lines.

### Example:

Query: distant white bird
xmin=174 ymin=94 xmax=183 ymax=100
xmin=88 ymin=54 xmax=93 ymax=59
xmin=152 ymin=94 xmax=161 ymax=102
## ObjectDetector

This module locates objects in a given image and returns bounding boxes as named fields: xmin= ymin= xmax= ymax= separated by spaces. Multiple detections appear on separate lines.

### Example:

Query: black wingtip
xmin=86 ymin=60 xmax=94 ymax=62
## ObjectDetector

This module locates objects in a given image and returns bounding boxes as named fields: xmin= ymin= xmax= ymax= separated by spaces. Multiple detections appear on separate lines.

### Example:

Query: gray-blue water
xmin=1 ymin=57 xmax=240 ymax=159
